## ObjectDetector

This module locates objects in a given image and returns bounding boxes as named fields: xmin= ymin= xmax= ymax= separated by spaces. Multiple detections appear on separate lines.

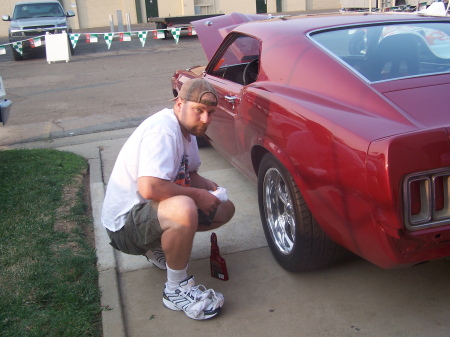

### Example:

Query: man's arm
xmin=137 ymin=176 xmax=220 ymax=215
xmin=189 ymin=171 xmax=218 ymax=191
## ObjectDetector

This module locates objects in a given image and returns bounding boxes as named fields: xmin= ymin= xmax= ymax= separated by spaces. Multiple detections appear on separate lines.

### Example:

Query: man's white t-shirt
xmin=101 ymin=108 xmax=201 ymax=232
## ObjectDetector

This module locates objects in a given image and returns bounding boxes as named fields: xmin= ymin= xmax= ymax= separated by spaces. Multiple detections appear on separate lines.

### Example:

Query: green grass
xmin=0 ymin=149 xmax=101 ymax=337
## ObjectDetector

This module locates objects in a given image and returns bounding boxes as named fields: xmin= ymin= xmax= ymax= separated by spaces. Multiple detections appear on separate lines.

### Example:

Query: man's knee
xmin=159 ymin=196 xmax=198 ymax=230
xmin=218 ymin=200 xmax=235 ymax=224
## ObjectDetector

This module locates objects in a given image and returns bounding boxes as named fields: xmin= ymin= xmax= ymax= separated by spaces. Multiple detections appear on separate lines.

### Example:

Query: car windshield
xmin=311 ymin=22 xmax=450 ymax=82
xmin=12 ymin=3 xmax=64 ymax=19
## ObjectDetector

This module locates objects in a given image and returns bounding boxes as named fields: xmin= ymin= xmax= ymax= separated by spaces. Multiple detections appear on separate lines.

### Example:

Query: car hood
xmin=381 ymin=81 xmax=450 ymax=128
xmin=11 ymin=17 xmax=66 ymax=28
xmin=191 ymin=12 xmax=272 ymax=61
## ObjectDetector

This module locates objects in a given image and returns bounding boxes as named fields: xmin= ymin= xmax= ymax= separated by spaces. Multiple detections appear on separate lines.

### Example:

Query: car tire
xmin=258 ymin=153 xmax=343 ymax=272
xmin=11 ymin=46 xmax=23 ymax=61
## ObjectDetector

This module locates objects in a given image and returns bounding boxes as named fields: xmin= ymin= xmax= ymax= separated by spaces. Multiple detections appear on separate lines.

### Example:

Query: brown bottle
xmin=210 ymin=232 xmax=229 ymax=281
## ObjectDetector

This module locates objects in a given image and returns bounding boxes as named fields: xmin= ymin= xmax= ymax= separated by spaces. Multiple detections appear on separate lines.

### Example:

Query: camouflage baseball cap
xmin=172 ymin=78 xmax=218 ymax=106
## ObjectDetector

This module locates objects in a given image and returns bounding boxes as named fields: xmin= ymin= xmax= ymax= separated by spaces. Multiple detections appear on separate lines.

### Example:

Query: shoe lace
xmin=181 ymin=285 xmax=223 ymax=316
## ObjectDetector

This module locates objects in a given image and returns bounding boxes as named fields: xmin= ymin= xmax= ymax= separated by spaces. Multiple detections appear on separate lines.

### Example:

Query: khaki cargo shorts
xmin=107 ymin=201 xmax=216 ymax=255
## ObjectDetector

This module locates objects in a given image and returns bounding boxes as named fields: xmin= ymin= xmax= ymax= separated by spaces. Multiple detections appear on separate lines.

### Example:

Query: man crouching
xmin=101 ymin=78 xmax=235 ymax=320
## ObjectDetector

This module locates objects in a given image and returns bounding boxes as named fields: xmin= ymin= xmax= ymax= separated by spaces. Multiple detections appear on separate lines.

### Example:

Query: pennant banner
xmin=188 ymin=27 xmax=197 ymax=36
xmin=12 ymin=41 xmax=23 ymax=56
xmin=138 ymin=31 xmax=148 ymax=47
xmin=119 ymin=32 xmax=131 ymax=42
xmin=103 ymin=33 xmax=114 ymax=49
xmin=70 ymin=33 xmax=80 ymax=49
xmin=0 ymin=28 xmax=186 ymax=59
xmin=86 ymin=34 xmax=98 ymax=43
xmin=153 ymin=30 xmax=165 ymax=39
xmin=170 ymin=28 xmax=181 ymax=45
xmin=30 ymin=37 xmax=42 ymax=48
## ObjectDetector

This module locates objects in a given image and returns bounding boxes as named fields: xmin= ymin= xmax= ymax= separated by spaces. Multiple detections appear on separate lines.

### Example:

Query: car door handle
xmin=224 ymin=95 xmax=237 ymax=103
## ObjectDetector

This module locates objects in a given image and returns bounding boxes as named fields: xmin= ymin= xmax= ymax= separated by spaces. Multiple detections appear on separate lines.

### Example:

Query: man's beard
xmin=190 ymin=124 xmax=207 ymax=137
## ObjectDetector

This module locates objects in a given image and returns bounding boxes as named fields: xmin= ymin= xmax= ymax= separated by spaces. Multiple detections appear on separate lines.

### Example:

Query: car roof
xmin=193 ymin=12 xmax=450 ymax=60
xmin=236 ymin=12 xmax=450 ymax=39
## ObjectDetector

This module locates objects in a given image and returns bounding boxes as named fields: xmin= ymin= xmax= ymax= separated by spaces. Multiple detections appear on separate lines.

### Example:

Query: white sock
xmin=166 ymin=265 xmax=188 ymax=291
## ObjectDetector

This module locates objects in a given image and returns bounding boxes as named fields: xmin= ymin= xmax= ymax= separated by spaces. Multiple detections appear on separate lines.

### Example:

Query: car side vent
xmin=403 ymin=168 xmax=450 ymax=231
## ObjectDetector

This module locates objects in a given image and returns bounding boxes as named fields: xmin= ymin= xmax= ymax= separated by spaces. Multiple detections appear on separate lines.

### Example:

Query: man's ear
xmin=174 ymin=98 xmax=183 ymax=112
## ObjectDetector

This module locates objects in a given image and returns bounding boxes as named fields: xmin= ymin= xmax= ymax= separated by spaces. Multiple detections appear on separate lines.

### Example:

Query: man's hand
xmin=195 ymin=189 xmax=221 ymax=215
xmin=137 ymin=175 xmax=220 ymax=215
xmin=189 ymin=172 xmax=222 ymax=214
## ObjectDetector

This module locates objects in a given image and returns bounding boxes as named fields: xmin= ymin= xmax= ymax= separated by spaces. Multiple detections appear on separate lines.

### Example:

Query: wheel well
xmin=251 ymin=145 xmax=269 ymax=176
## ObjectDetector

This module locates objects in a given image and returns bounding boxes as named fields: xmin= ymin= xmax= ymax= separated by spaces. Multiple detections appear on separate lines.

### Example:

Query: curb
xmin=89 ymin=152 xmax=127 ymax=337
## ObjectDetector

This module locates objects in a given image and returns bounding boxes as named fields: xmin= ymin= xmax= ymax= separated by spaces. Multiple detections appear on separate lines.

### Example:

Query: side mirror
xmin=66 ymin=10 xmax=75 ymax=18
xmin=2 ymin=15 xmax=11 ymax=21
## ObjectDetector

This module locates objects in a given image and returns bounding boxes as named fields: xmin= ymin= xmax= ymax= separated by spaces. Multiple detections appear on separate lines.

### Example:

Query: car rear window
xmin=310 ymin=22 xmax=450 ymax=82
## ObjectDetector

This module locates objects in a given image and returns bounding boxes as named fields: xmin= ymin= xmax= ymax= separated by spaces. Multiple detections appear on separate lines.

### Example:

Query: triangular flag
xmin=138 ymin=31 xmax=148 ymax=47
xmin=119 ymin=32 xmax=131 ymax=42
xmin=86 ymin=34 xmax=98 ymax=43
xmin=153 ymin=30 xmax=165 ymax=39
xmin=0 ymin=46 xmax=5 ymax=55
xmin=104 ymin=33 xmax=114 ymax=49
xmin=12 ymin=41 xmax=23 ymax=55
xmin=188 ymin=27 xmax=197 ymax=35
xmin=29 ymin=37 xmax=42 ymax=48
xmin=69 ymin=33 xmax=80 ymax=49
xmin=170 ymin=28 xmax=181 ymax=44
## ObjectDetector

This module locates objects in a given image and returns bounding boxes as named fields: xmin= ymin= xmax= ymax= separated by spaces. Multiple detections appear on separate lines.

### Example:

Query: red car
xmin=171 ymin=12 xmax=450 ymax=271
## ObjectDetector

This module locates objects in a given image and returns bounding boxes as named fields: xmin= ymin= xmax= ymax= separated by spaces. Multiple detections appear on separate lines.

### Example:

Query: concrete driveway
xmin=1 ymin=24 xmax=449 ymax=337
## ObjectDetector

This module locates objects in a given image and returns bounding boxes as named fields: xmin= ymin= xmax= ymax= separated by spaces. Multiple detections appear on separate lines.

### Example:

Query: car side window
xmin=210 ymin=35 xmax=261 ymax=86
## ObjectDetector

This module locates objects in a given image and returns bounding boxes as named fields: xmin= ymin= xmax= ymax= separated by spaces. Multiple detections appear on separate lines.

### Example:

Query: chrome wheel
xmin=263 ymin=167 xmax=296 ymax=255
xmin=258 ymin=153 xmax=343 ymax=271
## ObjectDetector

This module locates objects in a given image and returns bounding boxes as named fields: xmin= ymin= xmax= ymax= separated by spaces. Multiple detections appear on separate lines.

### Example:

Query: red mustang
xmin=171 ymin=12 xmax=450 ymax=271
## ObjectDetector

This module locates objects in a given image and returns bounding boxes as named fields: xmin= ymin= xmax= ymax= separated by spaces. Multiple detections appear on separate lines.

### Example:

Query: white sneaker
xmin=163 ymin=276 xmax=224 ymax=320
xmin=144 ymin=247 xmax=166 ymax=270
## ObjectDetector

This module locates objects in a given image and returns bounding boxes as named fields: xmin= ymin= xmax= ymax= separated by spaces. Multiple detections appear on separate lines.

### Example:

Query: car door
xmin=203 ymin=74 xmax=242 ymax=165
xmin=203 ymin=34 xmax=261 ymax=167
